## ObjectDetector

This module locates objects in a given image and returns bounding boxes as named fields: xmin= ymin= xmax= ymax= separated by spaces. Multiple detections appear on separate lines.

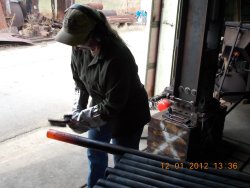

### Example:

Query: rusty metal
xmin=145 ymin=0 xmax=162 ymax=97
xmin=9 ymin=1 xmax=24 ymax=29
xmin=106 ymin=15 xmax=136 ymax=25
xmin=51 ymin=0 xmax=55 ymax=20
xmin=101 ymin=10 xmax=117 ymax=16
xmin=87 ymin=3 xmax=103 ymax=10
xmin=57 ymin=0 xmax=68 ymax=20
xmin=148 ymin=100 xmax=227 ymax=161
xmin=0 ymin=0 xmax=7 ymax=29
xmin=0 ymin=33 xmax=33 ymax=45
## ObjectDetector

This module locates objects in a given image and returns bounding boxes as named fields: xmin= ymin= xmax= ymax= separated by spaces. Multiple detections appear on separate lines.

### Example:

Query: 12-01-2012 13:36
xmin=161 ymin=162 xmax=238 ymax=171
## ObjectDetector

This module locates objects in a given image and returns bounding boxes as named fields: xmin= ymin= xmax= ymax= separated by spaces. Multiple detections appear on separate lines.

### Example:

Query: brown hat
xmin=55 ymin=4 xmax=100 ymax=46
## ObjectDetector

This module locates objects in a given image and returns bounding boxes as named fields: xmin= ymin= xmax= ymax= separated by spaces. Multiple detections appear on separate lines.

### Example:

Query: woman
xmin=55 ymin=4 xmax=151 ymax=188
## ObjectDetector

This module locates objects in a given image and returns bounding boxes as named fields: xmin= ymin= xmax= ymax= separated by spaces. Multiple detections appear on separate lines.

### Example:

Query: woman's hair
xmin=91 ymin=10 xmax=127 ymax=46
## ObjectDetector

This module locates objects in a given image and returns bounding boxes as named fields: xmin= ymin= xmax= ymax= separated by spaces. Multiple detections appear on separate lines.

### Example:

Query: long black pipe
xmin=96 ymin=179 xmax=129 ymax=188
xmin=47 ymin=129 xmax=184 ymax=165
xmin=107 ymin=174 xmax=155 ymax=188
xmin=119 ymin=158 xmax=233 ymax=188
xmin=93 ymin=185 xmax=105 ymax=188
xmin=123 ymin=153 xmax=250 ymax=187
xmin=115 ymin=163 xmax=209 ymax=188
xmin=105 ymin=167 xmax=181 ymax=188
xmin=47 ymin=129 xmax=250 ymax=185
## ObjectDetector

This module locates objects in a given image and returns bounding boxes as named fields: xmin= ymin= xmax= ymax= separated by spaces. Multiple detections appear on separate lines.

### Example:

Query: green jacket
xmin=71 ymin=39 xmax=151 ymax=137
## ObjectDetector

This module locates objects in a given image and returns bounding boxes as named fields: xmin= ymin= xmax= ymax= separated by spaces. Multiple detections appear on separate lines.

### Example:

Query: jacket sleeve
xmin=71 ymin=47 xmax=89 ymax=110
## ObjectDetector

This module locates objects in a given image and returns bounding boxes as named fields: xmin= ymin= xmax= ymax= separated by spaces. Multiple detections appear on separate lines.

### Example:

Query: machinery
xmin=148 ymin=0 xmax=226 ymax=161
xmin=215 ymin=22 xmax=250 ymax=105
xmin=147 ymin=0 xmax=250 ymax=162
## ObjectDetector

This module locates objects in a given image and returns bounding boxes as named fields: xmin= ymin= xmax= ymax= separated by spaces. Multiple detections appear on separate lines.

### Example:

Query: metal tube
xmin=115 ymin=163 xmax=208 ymax=188
xmin=105 ymin=167 xmax=181 ymax=188
xmin=96 ymin=179 xmax=130 ymax=188
xmin=119 ymin=158 xmax=232 ymax=188
xmin=123 ymin=153 xmax=250 ymax=187
xmin=107 ymin=174 xmax=156 ymax=188
xmin=93 ymin=186 xmax=105 ymax=188
xmin=47 ymin=129 xmax=183 ymax=164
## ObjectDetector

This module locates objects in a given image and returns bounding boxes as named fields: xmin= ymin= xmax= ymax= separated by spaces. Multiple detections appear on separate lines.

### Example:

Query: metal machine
xmin=148 ymin=0 xmax=226 ymax=161
xmin=147 ymin=0 xmax=250 ymax=161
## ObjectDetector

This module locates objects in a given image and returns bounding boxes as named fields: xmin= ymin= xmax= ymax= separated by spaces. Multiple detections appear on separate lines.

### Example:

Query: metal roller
xmin=86 ymin=3 xmax=103 ymax=10
xmin=120 ymin=158 xmax=232 ymax=188
xmin=96 ymin=178 xmax=129 ymax=188
xmin=107 ymin=174 xmax=157 ymax=188
xmin=105 ymin=167 xmax=182 ymax=188
xmin=93 ymin=185 xmax=105 ymax=188
xmin=123 ymin=153 xmax=250 ymax=188
xmin=115 ymin=163 xmax=208 ymax=188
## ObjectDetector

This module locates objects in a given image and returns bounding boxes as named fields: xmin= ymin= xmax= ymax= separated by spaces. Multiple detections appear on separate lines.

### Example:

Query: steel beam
xmin=173 ymin=0 xmax=224 ymax=107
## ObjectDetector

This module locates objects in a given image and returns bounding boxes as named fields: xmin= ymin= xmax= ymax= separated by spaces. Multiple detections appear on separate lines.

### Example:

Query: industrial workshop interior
xmin=0 ymin=0 xmax=250 ymax=188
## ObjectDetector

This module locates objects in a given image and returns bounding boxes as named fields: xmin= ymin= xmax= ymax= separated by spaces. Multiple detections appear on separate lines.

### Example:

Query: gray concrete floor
xmin=224 ymin=102 xmax=250 ymax=145
xmin=222 ymin=102 xmax=250 ymax=174
xmin=0 ymin=125 xmax=149 ymax=188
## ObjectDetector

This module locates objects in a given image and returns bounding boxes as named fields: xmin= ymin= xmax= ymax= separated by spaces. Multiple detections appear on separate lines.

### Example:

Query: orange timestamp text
xmin=161 ymin=162 xmax=238 ymax=170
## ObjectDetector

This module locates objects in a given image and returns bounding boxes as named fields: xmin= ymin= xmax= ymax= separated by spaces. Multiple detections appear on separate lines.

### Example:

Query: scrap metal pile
xmin=0 ymin=1 xmax=137 ymax=45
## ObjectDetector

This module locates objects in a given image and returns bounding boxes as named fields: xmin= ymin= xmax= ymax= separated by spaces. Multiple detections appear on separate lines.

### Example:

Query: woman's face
xmin=76 ymin=37 xmax=100 ymax=52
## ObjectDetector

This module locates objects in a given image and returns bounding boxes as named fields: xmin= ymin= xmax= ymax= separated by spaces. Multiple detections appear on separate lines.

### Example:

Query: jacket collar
xmin=88 ymin=47 xmax=105 ymax=67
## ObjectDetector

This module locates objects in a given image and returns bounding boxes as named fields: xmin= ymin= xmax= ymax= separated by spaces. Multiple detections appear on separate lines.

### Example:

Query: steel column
xmin=173 ymin=0 xmax=224 ymax=106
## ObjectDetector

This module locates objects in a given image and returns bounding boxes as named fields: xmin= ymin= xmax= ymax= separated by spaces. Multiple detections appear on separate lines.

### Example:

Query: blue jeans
xmin=86 ymin=124 xmax=143 ymax=188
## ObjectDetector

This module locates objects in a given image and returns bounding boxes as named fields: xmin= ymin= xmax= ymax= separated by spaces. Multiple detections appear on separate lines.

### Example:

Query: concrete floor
xmin=222 ymin=102 xmax=250 ymax=174
xmin=224 ymin=102 xmax=250 ymax=145
xmin=0 ymin=125 xmax=149 ymax=188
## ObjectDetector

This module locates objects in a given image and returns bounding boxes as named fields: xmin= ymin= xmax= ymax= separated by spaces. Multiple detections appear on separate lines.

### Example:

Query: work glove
xmin=67 ymin=105 xmax=106 ymax=133
xmin=67 ymin=110 xmax=89 ymax=134
xmin=77 ymin=105 xmax=106 ymax=129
